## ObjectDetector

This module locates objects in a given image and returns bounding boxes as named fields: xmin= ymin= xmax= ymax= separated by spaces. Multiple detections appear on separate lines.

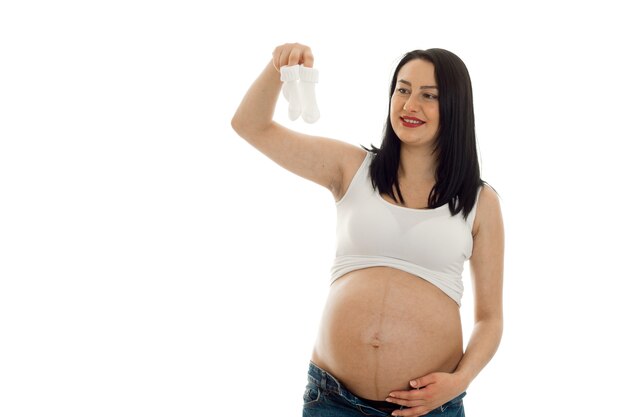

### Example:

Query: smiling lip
xmin=400 ymin=116 xmax=425 ymax=128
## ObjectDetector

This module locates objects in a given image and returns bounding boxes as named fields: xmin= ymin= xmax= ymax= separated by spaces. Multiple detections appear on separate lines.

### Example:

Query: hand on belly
xmin=312 ymin=267 xmax=463 ymax=400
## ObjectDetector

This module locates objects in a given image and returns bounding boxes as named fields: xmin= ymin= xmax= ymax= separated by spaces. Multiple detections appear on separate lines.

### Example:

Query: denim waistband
xmin=307 ymin=360 xmax=466 ymax=414
xmin=307 ymin=360 xmax=357 ymax=398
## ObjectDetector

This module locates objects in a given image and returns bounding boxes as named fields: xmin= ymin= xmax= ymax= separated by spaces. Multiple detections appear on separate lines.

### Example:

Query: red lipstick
xmin=400 ymin=116 xmax=425 ymax=128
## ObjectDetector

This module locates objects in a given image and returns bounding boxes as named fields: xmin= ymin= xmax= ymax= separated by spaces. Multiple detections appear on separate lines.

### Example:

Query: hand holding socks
xmin=279 ymin=64 xmax=320 ymax=123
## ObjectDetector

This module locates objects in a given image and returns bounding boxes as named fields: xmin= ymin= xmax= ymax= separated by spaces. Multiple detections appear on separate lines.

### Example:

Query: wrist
xmin=451 ymin=370 xmax=472 ymax=391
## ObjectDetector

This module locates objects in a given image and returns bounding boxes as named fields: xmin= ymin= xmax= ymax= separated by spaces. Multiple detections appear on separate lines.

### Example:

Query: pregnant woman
xmin=231 ymin=42 xmax=504 ymax=417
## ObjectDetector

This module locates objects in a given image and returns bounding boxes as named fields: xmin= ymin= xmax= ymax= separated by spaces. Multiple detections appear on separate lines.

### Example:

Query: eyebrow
xmin=398 ymin=79 xmax=438 ymax=90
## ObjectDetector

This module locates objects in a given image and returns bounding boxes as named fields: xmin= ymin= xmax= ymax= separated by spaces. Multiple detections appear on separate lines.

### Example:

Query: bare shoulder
xmin=473 ymin=183 xmax=503 ymax=238
xmin=334 ymin=146 xmax=369 ymax=202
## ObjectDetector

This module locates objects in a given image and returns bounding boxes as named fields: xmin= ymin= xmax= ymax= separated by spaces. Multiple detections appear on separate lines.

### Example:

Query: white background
xmin=1 ymin=1 xmax=625 ymax=416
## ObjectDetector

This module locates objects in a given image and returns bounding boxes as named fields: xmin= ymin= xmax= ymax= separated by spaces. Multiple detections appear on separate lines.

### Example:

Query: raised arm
xmin=230 ymin=43 xmax=363 ymax=200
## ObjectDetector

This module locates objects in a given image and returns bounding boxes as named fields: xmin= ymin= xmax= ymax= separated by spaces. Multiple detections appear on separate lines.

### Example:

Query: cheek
xmin=427 ymin=107 xmax=439 ymax=122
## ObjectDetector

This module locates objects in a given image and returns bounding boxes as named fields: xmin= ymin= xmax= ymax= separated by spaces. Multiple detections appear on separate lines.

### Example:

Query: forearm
xmin=231 ymin=59 xmax=282 ymax=136
xmin=453 ymin=318 xmax=503 ymax=389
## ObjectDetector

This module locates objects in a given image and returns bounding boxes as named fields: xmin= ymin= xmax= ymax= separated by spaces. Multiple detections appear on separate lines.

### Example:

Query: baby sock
xmin=280 ymin=64 xmax=302 ymax=121
xmin=298 ymin=65 xmax=320 ymax=124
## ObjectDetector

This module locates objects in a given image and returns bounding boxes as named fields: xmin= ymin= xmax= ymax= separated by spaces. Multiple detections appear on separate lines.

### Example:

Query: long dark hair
xmin=362 ymin=48 xmax=497 ymax=221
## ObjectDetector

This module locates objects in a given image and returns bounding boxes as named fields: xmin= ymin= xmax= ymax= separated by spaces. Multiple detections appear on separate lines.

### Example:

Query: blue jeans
xmin=303 ymin=361 xmax=466 ymax=417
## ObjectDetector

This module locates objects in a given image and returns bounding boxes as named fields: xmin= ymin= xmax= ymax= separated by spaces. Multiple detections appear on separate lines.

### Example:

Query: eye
xmin=396 ymin=88 xmax=410 ymax=94
xmin=423 ymin=93 xmax=438 ymax=100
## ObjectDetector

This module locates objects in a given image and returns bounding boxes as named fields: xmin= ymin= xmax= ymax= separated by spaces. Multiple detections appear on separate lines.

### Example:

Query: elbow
xmin=476 ymin=315 xmax=503 ymax=335
xmin=231 ymin=115 xmax=244 ymax=135
xmin=231 ymin=116 xmax=272 ymax=141
xmin=231 ymin=116 xmax=252 ymax=140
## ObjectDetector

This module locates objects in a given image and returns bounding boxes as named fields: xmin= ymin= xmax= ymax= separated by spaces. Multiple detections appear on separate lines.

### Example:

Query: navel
xmin=369 ymin=331 xmax=382 ymax=348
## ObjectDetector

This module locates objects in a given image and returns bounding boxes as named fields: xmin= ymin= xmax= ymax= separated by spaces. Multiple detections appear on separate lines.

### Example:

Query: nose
xmin=403 ymin=94 xmax=420 ymax=112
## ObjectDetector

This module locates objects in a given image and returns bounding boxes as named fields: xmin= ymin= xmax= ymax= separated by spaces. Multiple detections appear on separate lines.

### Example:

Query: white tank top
xmin=330 ymin=151 xmax=482 ymax=306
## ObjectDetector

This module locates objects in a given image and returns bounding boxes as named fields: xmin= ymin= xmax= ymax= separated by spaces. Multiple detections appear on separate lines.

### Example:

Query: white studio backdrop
xmin=1 ymin=1 xmax=625 ymax=416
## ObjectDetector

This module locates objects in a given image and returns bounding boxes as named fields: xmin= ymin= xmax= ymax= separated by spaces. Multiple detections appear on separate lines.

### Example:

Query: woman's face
xmin=390 ymin=59 xmax=440 ymax=150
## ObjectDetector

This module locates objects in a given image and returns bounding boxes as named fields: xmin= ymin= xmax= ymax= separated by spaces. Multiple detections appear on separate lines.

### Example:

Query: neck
xmin=398 ymin=145 xmax=438 ymax=183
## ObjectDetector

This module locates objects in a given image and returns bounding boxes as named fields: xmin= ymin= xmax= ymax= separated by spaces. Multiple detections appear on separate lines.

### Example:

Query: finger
xmin=287 ymin=47 xmax=301 ymax=67
xmin=411 ymin=374 xmax=437 ymax=389
xmin=388 ymin=389 xmax=424 ymax=401
xmin=278 ymin=47 xmax=292 ymax=69
xmin=302 ymin=49 xmax=314 ymax=68
xmin=385 ymin=397 xmax=425 ymax=408
xmin=272 ymin=47 xmax=283 ymax=71
xmin=272 ymin=45 xmax=289 ymax=71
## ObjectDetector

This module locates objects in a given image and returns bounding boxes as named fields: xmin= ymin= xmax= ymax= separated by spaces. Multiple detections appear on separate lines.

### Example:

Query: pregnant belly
xmin=311 ymin=266 xmax=464 ymax=401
